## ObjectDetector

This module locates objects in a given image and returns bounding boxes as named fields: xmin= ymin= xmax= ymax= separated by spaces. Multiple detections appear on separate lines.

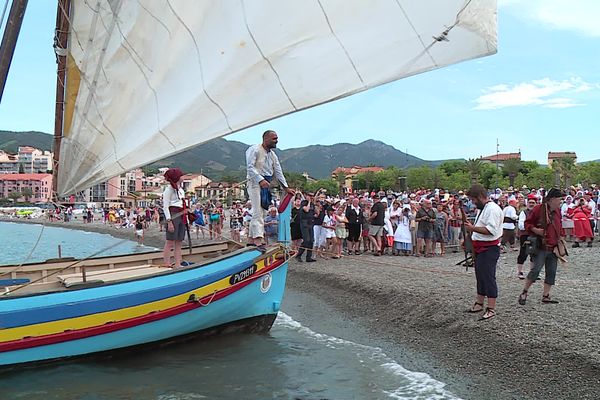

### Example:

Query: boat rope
xmin=2 ymin=238 xmax=129 ymax=296
xmin=0 ymin=0 xmax=10 ymax=30
xmin=197 ymin=290 xmax=217 ymax=307
xmin=0 ymin=223 xmax=45 ymax=279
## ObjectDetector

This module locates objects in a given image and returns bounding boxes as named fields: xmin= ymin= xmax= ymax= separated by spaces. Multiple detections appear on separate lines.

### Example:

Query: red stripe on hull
xmin=0 ymin=258 xmax=285 ymax=353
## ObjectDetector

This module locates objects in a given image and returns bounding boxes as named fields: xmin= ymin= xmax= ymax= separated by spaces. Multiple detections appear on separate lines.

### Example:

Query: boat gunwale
xmin=0 ymin=245 xmax=284 ymax=301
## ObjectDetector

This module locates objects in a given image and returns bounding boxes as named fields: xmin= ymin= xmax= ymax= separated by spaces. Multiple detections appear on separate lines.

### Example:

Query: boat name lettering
xmin=229 ymin=264 xmax=257 ymax=285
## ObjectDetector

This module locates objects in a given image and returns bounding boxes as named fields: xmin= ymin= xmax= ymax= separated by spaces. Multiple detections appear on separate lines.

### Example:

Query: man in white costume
xmin=246 ymin=130 xmax=293 ymax=246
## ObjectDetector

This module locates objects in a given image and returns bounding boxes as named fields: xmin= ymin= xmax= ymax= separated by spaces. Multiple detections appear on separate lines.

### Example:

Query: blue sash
xmin=261 ymin=175 xmax=273 ymax=210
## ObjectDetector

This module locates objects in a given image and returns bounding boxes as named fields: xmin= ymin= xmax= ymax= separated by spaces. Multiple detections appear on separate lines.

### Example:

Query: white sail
xmin=57 ymin=0 xmax=497 ymax=196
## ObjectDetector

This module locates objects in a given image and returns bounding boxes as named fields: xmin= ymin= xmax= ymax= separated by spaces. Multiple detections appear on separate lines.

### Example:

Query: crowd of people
xmin=276 ymin=185 xmax=598 ymax=264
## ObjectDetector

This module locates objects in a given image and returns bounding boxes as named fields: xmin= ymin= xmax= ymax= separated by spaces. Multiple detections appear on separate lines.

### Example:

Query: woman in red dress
xmin=567 ymin=197 xmax=593 ymax=247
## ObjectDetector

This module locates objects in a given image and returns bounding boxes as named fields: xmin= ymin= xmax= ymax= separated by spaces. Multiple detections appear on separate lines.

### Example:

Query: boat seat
xmin=0 ymin=278 xmax=30 ymax=287
xmin=57 ymin=264 xmax=171 ymax=287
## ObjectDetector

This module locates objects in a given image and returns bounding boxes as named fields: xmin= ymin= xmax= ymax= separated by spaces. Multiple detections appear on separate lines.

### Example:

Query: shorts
xmin=369 ymin=225 xmax=384 ymax=237
xmin=166 ymin=215 xmax=186 ymax=241
xmin=135 ymin=229 xmax=143 ymax=237
xmin=361 ymin=225 xmax=370 ymax=237
xmin=527 ymin=249 xmax=558 ymax=285
xmin=417 ymin=229 xmax=433 ymax=240
xmin=335 ymin=227 xmax=347 ymax=239
xmin=501 ymin=229 xmax=515 ymax=245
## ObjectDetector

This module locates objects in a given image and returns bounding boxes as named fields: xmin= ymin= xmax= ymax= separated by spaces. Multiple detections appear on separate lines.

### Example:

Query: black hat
xmin=545 ymin=188 xmax=564 ymax=199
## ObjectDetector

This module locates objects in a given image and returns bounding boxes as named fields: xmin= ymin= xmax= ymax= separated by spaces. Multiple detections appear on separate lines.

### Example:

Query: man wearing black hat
xmin=518 ymin=188 xmax=565 ymax=305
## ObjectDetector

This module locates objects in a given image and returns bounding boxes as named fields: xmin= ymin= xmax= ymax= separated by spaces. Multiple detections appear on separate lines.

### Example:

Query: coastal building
xmin=547 ymin=151 xmax=577 ymax=167
xmin=17 ymin=147 xmax=53 ymax=173
xmin=0 ymin=151 xmax=19 ymax=174
xmin=331 ymin=166 xmax=384 ymax=192
xmin=0 ymin=173 xmax=53 ymax=202
xmin=479 ymin=151 xmax=521 ymax=167
xmin=0 ymin=147 xmax=53 ymax=174
xmin=196 ymin=181 xmax=244 ymax=202
xmin=182 ymin=173 xmax=212 ymax=194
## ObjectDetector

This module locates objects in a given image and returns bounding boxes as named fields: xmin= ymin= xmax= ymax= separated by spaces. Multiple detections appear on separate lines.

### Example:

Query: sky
xmin=0 ymin=1 xmax=599 ymax=164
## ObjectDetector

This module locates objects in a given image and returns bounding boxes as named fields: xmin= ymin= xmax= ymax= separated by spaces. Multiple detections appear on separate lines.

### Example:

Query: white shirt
xmin=502 ymin=205 xmax=517 ymax=230
xmin=162 ymin=185 xmax=184 ymax=220
xmin=245 ymin=144 xmax=288 ymax=187
xmin=472 ymin=201 xmax=504 ymax=241
xmin=518 ymin=210 xmax=527 ymax=231
xmin=587 ymin=200 xmax=596 ymax=219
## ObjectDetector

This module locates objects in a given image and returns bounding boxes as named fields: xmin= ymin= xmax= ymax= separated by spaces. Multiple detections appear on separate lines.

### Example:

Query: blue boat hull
xmin=0 ymin=249 xmax=288 ymax=368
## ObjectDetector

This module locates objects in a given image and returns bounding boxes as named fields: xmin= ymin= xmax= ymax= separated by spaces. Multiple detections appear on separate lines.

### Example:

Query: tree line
xmin=282 ymin=157 xmax=600 ymax=195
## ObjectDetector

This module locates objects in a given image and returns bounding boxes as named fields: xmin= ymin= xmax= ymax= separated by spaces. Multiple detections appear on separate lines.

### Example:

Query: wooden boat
xmin=0 ymin=195 xmax=292 ymax=368
xmin=0 ymin=0 xmax=496 ymax=368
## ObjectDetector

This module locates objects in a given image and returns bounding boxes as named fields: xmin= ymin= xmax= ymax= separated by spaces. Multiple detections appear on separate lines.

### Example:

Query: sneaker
xmin=306 ymin=258 xmax=317 ymax=262
xmin=518 ymin=271 xmax=525 ymax=280
xmin=572 ymin=242 xmax=580 ymax=248
xmin=587 ymin=242 xmax=593 ymax=248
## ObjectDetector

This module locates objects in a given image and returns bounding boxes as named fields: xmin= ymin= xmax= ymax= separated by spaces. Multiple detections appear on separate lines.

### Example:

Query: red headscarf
xmin=164 ymin=168 xmax=184 ymax=189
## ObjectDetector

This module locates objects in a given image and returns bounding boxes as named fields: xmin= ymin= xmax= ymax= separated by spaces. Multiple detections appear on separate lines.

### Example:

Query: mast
xmin=0 ymin=0 xmax=29 ymax=103
xmin=51 ymin=0 xmax=71 ymax=201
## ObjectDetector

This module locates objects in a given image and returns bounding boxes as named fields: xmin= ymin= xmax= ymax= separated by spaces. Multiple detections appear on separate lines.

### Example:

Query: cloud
xmin=499 ymin=0 xmax=600 ymax=37
xmin=474 ymin=77 xmax=597 ymax=110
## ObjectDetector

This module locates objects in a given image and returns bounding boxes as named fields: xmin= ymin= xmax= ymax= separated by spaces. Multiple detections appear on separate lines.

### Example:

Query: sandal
xmin=518 ymin=290 xmax=528 ymax=305
xmin=542 ymin=294 xmax=559 ymax=304
xmin=479 ymin=307 xmax=496 ymax=321
xmin=467 ymin=301 xmax=484 ymax=313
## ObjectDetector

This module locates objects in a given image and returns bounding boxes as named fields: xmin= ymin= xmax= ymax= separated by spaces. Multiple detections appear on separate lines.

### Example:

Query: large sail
xmin=57 ymin=0 xmax=497 ymax=196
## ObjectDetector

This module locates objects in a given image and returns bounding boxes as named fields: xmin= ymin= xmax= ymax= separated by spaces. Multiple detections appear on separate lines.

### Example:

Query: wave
xmin=275 ymin=312 xmax=462 ymax=400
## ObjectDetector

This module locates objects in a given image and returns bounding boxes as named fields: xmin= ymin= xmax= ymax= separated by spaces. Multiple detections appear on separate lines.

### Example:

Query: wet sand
xmin=4 ymin=216 xmax=600 ymax=399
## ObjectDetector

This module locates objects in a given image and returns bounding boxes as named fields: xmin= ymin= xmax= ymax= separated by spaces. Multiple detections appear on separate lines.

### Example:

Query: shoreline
xmin=3 ymin=217 xmax=600 ymax=399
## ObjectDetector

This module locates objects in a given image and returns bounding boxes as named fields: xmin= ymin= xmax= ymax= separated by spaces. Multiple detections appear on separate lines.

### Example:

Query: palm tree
xmin=502 ymin=158 xmax=522 ymax=188
xmin=464 ymin=158 xmax=484 ymax=184
xmin=8 ymin=192 xmax=21 ymax=203
xmin=20 ymin=188 xmax=33 ymax=203
xmin=551 ymin=156 xmax=576 ymax=188
xmin=335 ymin=171 xmax=347 ymax=194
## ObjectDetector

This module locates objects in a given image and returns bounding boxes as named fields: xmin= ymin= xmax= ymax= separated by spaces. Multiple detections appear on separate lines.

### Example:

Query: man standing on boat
xmin=246 ymin=130 xmax=294 ymax=247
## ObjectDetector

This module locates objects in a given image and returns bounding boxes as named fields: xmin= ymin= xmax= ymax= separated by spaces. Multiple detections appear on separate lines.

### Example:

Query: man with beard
xmin=464 ymin=184 xmax=504 ymax=321
xmin=246 ymin=130 xmax=294 ymax=247
xmin=518 ymin=188 xmax=565 ymax=305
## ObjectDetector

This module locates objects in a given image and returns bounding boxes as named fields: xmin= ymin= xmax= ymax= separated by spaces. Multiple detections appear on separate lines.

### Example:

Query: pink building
xmin=0 ymin=173 xmax=53 ymax=203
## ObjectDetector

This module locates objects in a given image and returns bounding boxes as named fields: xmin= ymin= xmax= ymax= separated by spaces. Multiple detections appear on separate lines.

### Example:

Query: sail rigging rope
xmin=0 ymin=0 xmax=9 ymax=32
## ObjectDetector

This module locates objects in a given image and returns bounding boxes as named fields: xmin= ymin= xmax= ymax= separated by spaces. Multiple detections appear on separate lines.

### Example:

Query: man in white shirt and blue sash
xmin=246 ymin=130 xmax=294 ymax=246
xmin=464 ymin=184 xmax=504 ymax=321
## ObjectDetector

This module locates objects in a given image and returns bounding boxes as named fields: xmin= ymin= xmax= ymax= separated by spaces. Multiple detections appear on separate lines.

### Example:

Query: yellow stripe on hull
xmin=1 ymin=258 xmax=270 ymax=342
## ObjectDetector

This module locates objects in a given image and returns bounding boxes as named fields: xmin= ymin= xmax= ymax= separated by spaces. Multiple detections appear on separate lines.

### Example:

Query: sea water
xmin=0 ymin=222 xmax=460 ymax=400
xmin=0 ymin=221 xmax=158 ymax=266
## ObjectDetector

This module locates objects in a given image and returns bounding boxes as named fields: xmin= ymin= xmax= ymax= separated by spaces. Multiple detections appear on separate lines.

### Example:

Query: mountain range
xmin=1 ymin=130 xmax=455 ymax=179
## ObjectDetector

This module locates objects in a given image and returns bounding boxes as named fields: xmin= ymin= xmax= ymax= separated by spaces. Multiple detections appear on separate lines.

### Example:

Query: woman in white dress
xmin=561 ymin=195 xmax=575 ymax=241
xmin=394 ymin=205 xmax=413 ymax=256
